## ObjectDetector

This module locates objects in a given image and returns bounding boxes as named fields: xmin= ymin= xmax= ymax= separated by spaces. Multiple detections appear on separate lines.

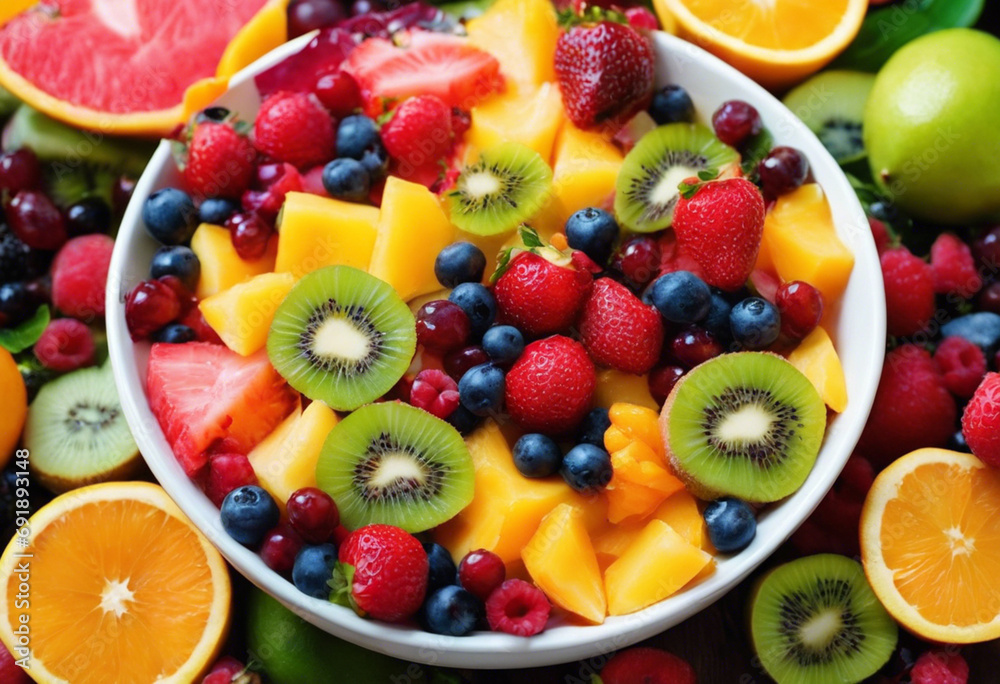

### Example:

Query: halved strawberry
xmin=147 ymin=342 xmax=297 ymax=476
xmin=344 ymin=30 xmax=503 ymax=115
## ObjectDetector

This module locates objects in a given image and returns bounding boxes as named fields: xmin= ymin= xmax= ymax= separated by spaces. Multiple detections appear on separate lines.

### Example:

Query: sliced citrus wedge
xmin=861 ymin=448 xmax=1000 ymax=643
xmin=0 ymin=482 xmax=231 ymax=683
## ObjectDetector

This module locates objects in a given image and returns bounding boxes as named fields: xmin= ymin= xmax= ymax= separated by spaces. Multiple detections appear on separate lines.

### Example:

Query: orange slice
xmin=0 ymin=482 xmax=231 ymax=683
xmin=655 ymin=0 xmax=867 ymax=89
xmin=0 ymin=349 xmax=26 ymax=467
xmin=860 ymin=448 xmax=1000 ymax=643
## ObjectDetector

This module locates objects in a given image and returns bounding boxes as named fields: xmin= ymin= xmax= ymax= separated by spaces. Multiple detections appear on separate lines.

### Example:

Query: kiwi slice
xmin=446 ymin=141 xmax=553 ymax=236
xmin=23 ymin=362 xmax=140 ymax=494
xmin=783 ymin=71 xmax=876 ymax=165
xmin=660 ymin=352 xmax=826 ymax=503
xmin=268 ymin=266 xmax=416 ymax=412
xmin=751 ymin=554 xmax=898 ymax=684
xmin=615 ymin=123 xmax=739 ymax=233
xmin=315 ymin=402 xmax=474 ymax=533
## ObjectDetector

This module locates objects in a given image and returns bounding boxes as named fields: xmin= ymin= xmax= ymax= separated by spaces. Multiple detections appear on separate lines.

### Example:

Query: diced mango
xmin=199 ymin=272 xmax=295 ymax=356
xmin=608 ymin=402 xmax=664 ymax=456
xmin=593 ymin=489 xmax=705 ymax=569
xmin=275 ymin=192 xmax=378 ymax=278
xmin=368 ymin=177 xmax=457 ymax=301
xmin=466 ymin=0 xmax=558 ymax=92
xmin=787 ymin=326 xmax=848 ymax=413
xmin=467 ymin=83 xmax=565 ymax=162
xmin=605 ymin=444 xmax=685 ymax=523
xmin=522 ymin=504 xmax=606 ymax=624
xmin=604 ymin=519 xmax=713 ymax=616
xmin=593 ymin=370 xmax=659 ymax=412
xmin=761 ymin=184 xmax=854 ymax=304
xmin=248 ymin=400 xmax=339 ymax=514
xmin=190 ymin=223 xmax=277 ymax=299
xmin=550 ymin=122 xmax=624 ymax=224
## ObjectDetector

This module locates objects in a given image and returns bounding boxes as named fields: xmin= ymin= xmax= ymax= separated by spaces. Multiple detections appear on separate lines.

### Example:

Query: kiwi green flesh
xmin=267 ymin=266 xmax=416 ymax=412
xmin=315 ymin=402 xmax=474 ymax=533
xmin=665 ymin=352 xmax=825 ymax=503
xmin=0 ymin=85 xmax=19 ymax=118
xmin=447 ymin=141 xmax=553 ymax=237
xmin=615 ymin=123 xmax=738 ymax=233
xmin=783 ymin=71 xmax=876 ymax=164
xmin=751 ymin=554 xmax=898 ymax=684
xmin=23 ymin=363 xmax=140 ymax=493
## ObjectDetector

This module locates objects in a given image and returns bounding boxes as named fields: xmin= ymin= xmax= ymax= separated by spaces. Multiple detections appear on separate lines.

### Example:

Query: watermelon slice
xmin=147 ymin=342 xmax=297 ymax=476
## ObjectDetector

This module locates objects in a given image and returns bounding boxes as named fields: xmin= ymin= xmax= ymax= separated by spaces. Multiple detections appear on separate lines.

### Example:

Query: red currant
xmin=226 ymin=212 xmax=272 ymax=261
xmin=0 ymin=149 xmax=41 ymax=193
xmin=458 ymin=548 xmax=506 ymax=601
xmin=758 ymin=146 xmax=809 ymax=199
xmin=978 ymin=281 xmax=1000 ymax=315
xmin=287 ymin=487 xmax=340 ymax=543
xmin=775 ymin=281 xmax=823 ymax=340
xmin=113 ymin=175 xmax=137 ymax=215
xmin=125 ymin=279 xmax=182 ymax=341
xmin=416 ymin=300 xmax=471 ymax=353
xmin=314 ymin=70 xmax=362 ymax=119
xmin=711 ymin=100 xmax=762 ymax=148
xmin=671 ymin=327 xmax=723 ymax=368
xmin=614 ymin=236 xmax=660 ymax=286
xmin=8 ymin=190 xmax=68 ymax=250
xmin=260 ymin=525 xmax=305 ymax=575
xmin=288 ymin=0 xmax=346 ymax=37
xmin=648 ymin=365 xmax=685 ymax=405
xmin=972 ymin=226 xmax=1000 ymax=272
xmin=443 ymin=346 xmax=490 ymax=382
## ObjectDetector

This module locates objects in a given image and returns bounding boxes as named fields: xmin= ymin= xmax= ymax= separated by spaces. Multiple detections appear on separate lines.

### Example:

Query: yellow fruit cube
xmin=466 ymin=0 xmax=558 ymax=92
xmin=762 ymin=184 xmax=855 ymax=304
xmin=604 ymin=519 xmax=712 ymax=616
xmin=551 ymin=122 xmax=624 ymax=224
xmin=592 ymin=489 xmax=705 ymax=570
xmin=199 ymin=272 xmax=295 ymax=356
xmin=522 ymin=504 xmax=607 ymax=624
xmin=608 ymin=402 xmax=664 ymax=455
xmin=275 ymin=192 xmax=378 ymax=278
xmin=593 ymin=369 xmax=659 ymax=412
xmin=467 ymin=83 xmax=565 ymax=162
xmin=248 ymin=400 xmax=339 ymax=515
xmin=605 ymin=444 xmax=684 ymax=523
xmin=788 ymin=326 xmax=848 ymax=413
xmin=190 ymin=223 xmax=277 ymax=299
xmin=368 ymin=177 xmax=456 ymax=301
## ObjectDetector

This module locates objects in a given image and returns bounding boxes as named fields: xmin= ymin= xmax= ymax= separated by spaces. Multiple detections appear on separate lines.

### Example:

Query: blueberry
xmin=152 ymin=323 xmax=197 ymax=344
xmin=730 ymin=297 xmax=781 ymax=350
xmin=702 ymin=291 xmax=734 ymax=342
xmin=565 ymin=207 xmax=620 ymax=266
xmin=649 ymin=84 xmax=694 ymax=125
xmin=0 ymin=282 xmax=37 ymax=325
xmin=198 ymin=197 xmax=240 ymax=225
xmin=336 ymin=115 xmax=381 ymax=160
xmin=196 ymin=106 xmax=231 ymax=123
xmin=577 ymin=407 xmax=611 ymax=447
xmin=322 ymin=158 xmax=370 ymax=202
xmin=449 ymin=283 xmax=496 ymax=338
xmin=650 ymin=271 xmax=712 ymax=324
xmin=423 ymin=542 xmax=458 ymax=592
xmin=947 ymin=430 xmax=971 ymax=453
xmin=292 ymin=543 xmax=338 ymax=598
xmin=446 ymin=404 xmax=483 ymax=436
xmin=66 ymin=197 xmax=111 ymax=236
xmin=513 ymin=433 xmax=563 ymax=478
xmin=458 ymin=363 xmax=505 ymax=416
xmin=703 ymin=497 xmax=756 ymax=553
xmin=142 ymin=187 xmax=197 ymax=245
xmin=941 ymin=312 xmax=1000 ymax=359
xmin=220 ymin=485 xmax=280 ymax=547
xmin=560 ymin=444 xmax=613 ymax=494
xmin=481 ymin=325 xmax=524 ymax=365
xmin=420 ymin=585 xmax=482 ymax=636
xmin=435 ymin=242 xmax=487 ymax=289
xmin=150 ymin=245 xmax=200 ymax=291
xmin=359 ymin=142 xmax=389 ymax=181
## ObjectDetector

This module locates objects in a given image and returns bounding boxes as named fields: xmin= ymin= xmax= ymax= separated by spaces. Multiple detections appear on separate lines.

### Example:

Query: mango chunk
xmin=199 ymin=272 xmax=295 ymax=356
xmin=190 ymin=223 xmax=277 ymax=299
xmin=522 ymin=504 xmax=606 ymax=624
xmin=593 ymin=369 xmax=659 ymax=412
xmin=605 ymin=442 xmax=684 ymax=523
xmin=761 ymin=184 xmax=854 ymax=304
xmin=467 ymin=83 xmax=565 ymax=162
xmin=275 ymin=192 xmax=378 ymax=278
xmin=593 ymin=489 xmax=704 ymax=568
xmin=466 ymin=0 xmax=558 ymax=92
xmin=604 ymin=519 xmax=713 ymax=616
xmin=787 ymin=326 xmax=848 ymax=413
xmin=551 ymin=122 xmax=624 ymax=224
xmin=248 ymin=400 xmax=339 ymax=515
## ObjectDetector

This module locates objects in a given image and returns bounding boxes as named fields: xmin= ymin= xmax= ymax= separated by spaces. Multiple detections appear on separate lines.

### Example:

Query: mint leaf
xmin=678 ymin=179 xmax=701 ymax=200
xmin=0 ymin=306 xmax=50 ymax=354
xmin=740 ymin=127 xmax=774 ymax=179
xmin=519 ymin=225 xmax=543 ymax=249
xmin=697 ymin=168 xmax=720 ymax=182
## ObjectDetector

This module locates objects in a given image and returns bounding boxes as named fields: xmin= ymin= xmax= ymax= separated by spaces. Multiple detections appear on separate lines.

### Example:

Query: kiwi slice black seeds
xmin=778 ymin=578 xmax=864 ymax=665
xmin=353 ymin=432 xmax=446 ymax=504
xmin=702 ymin=386 xmax=804 ymax=467
xmin=299 ymin=300 xmax=383 ymax=374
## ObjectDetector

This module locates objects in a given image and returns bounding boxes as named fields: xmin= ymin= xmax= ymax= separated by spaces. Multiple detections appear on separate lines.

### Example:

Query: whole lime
xmin=864 ymin=29 xmax=1000 ymax=225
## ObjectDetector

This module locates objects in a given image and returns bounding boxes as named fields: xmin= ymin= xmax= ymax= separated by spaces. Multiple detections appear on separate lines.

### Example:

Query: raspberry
xmin=579 ymin=278 xmax=664 ymax=374
xmin=34 ymin=319 xmax=95 ymax=372
xmin=51 ymin=234 xmax=115 ymax=321
xmin=206 ymin=453 xmax=258 ymax=508
xmin=624 ymin=6 xmax=658 ymax=30
xmin=599 ymin=647 xmax=697 ymax=684
xmin=930 ymin=233 xmax=981 ymax=298
xmin=253 ymin=92 xmax=336 ymax=169
xmin=409 ymin=369 xmax=460 ymax=419
xmin=485 ymin=579 xmax=550 ymax=636
xmin=910 ymin=649 xmax=969 ymax=684
xmin=961 ymin=373 xmax=1000 ymax=467
xmin=857 ymin=345 xmax=957 ymax=468
xmin=935 ymin=336 xmax=986 ymax=399
xmin=458 ymin=548 xmax=506 ymax=601
xmin=868 ymin=216 xmax=892 ymax=255
xmin=881 ymin=247 xmax=935 ymax=337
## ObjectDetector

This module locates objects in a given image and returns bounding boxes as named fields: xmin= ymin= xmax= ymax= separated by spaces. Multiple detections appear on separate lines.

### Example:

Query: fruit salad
xmin=125 ymin=0 xmax=855 ymax=638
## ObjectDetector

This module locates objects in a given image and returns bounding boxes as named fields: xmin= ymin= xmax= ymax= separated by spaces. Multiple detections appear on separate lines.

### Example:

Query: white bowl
xmin=107 ymin=30 xmax=885 ymax=669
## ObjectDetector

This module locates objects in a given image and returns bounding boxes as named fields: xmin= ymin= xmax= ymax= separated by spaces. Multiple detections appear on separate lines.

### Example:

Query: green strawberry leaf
xmin=520 ymin=225 xmax=544 ymax=249
xmin=697 ymin=168 xmax=720 ymax=182
xmin=678 ymin=179 xmax=702 ymax=200
xmin=490 ymin=246 xmax=522 ymax=283
xmin=557 ymin=4 xmax=627 ymax=29
xmin=328 ymin=562 xmax=364 ymax=617
xmin=0 ymin=306 xmax=50 ymax=354
xmin=739 ymin=127 xmax=774 ymax=179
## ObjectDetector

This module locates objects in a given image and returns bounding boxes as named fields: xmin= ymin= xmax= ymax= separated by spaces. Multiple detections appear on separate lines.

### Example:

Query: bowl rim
xmin=106 ymin=29 xmax=886 ymax=670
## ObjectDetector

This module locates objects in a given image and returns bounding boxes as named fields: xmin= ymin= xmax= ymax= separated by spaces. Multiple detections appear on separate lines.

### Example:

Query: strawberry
xmin=332 ymin=524 xmax=428 ymax=623
xmin=253 ymin=91 xmax=336 ymax=169
xmin=344 ymin=30 xmax=503 ymax=115
xmin=554 ymin=14 xmax=655 ymax=129
xmin=599 ymin=647 xmax=697 ymax=684
xmin=579 ymin=278 xmax=664 ymax=374
xmin=381 ymin=95 xmax=454 ymax=186
xmin=505 ymin=335 xmax=596 ymax=434
xmin=672 ymin=177 xmax=766 ymax=291
xmin=146 ymin=342 xmax=297 ymax=476
xmin=180 ymin=120 xmax=256 ymax=200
